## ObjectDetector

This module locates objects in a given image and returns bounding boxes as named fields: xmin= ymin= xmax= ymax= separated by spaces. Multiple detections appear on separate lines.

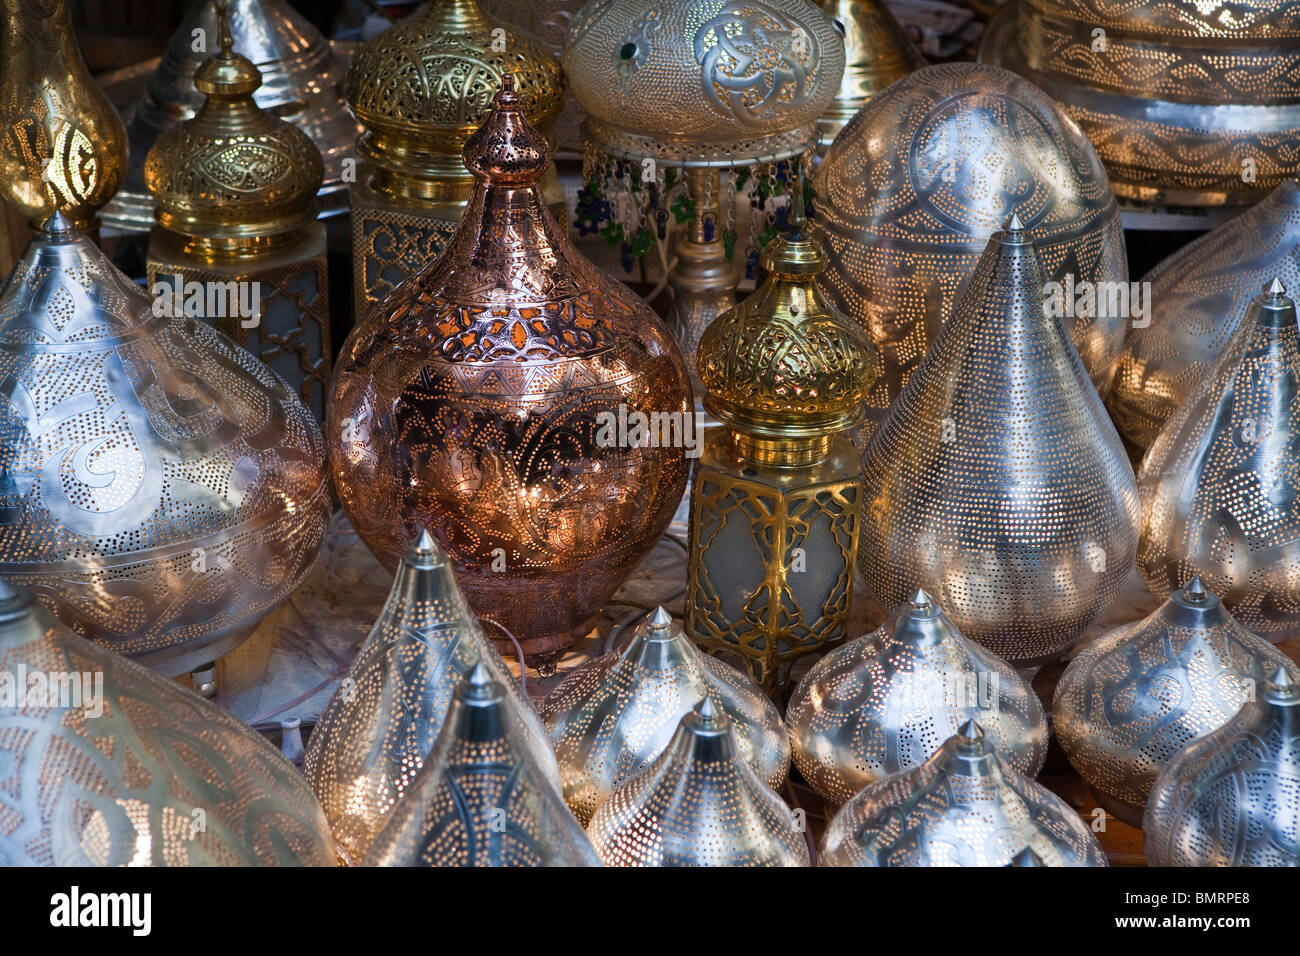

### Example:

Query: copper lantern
xmin=327 ymin=77 xmax=691 ymax=665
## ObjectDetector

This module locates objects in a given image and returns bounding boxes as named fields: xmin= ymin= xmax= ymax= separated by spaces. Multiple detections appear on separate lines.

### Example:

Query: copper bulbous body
xmin=328 ymin=79 xmax=691 ymax=662
xmin=1054 ymin=579 xmax=1300 ymax=827
xmin=812 ymin=62 xmax=1127 ymax=427
xmin=0 ymin=215 xmax=329 ymax=675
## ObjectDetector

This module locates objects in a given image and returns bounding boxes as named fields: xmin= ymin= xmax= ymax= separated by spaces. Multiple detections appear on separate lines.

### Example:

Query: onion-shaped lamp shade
xmin=787 ymin=589 xmax=1049 ymax=805
xmin=812 ymin=62 xmax=1128 ymax=428
xmin=858 ymin=217 xmax=1140 ymax=667
xmin=1053 ymin=577 xmax=1300 ymax=827
xmin=819 ymin=721 xmax=1108 ymax=867
xmin=1145 ymin=667 xmax=1300 ymax=867
xmin=0 ymin=212 xmax=329 ymax=677
xmin=541 ymin=606 xmax=789 ymax=825
xmin=1137 ymin=279 xmax=1300 ymax=641
xmin=327 ymin=76 xmax=691 ymax=663
xmin=0 ymin=580 xmax=335 ymax=865
xmin=587 ymin=698 xmax=810 ymax=867
xmin=363 ymin=663 xmax=600 ymax=867
xmin=304 ymin=530 xmax=559 ymax=864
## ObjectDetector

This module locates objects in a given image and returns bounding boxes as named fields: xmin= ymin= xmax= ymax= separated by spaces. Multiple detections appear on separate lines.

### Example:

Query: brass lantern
xmin=304 ymin=531 xmax=559 ymax=865
xmin=688 ymin=197 xmax=878 ymax=691
xmin=345 ymin=0 xmax=565 ymax=316
xmin=858 ymin=218 xmax=1140 ymax=667
xmin=813 ymin=62 xmax=1128 ymax=429
xmin=103 ymin=0 xmax=358 ymax=232
xmin=586 ymin=698 xmax=810 ymax=867
xmin=541 ymin=607 xmax=789 ymax=826
xmin=820 ymin=721 xmax=1108 ymax=867
xmin=1110 ymin=180 xmax=1300 ymax=449
xmin=1054 ymin=578 xmax=1300 ymax=827
xmin=1138 ymin=279 xmax=1300 ymax=641
xmin=363 ymin=663 xmax=600 ymax=867
xmin=562 ymin=0 xmax=845 ymax=395
xmin=980 ymin=0 xmax=1300 ymax=208
xmin=0 ymin=214 xmax=330 ymax=682
xmin=815 ymin=0 xmax=925 ymax=143
xmin=1145 ymin=667 xmax=1300 ymax=867
xmin=0 ymin=580 xmax=334 ymax=866
xmin=327 ymin=77 xmax=691 ymax=665
xmin=786 ymin=589 xmax=1049 ymax=805
xmin=144 ymin=1 xmax=332 ymax=421
xmin=0 ymin=0 xmax=127 ymax=233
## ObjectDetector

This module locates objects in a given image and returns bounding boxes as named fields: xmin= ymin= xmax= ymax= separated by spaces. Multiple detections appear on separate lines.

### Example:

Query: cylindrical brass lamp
xmin=144 ymin=1 xmax=331 ymax=422
xmin=688 ymin=197 xmax=878 ymax=692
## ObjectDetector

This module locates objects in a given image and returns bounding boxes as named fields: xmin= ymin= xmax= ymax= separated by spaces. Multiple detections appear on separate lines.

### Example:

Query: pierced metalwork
xmin=363 ymin=663 xmax=600 ymax=867
xmin=819 ymin=721 xmax=1108 ymax=867
xmin=0 ymin=215 xmax=330 ymax=676
xmin=304 ymin=531 xmax=559 ymax=865
xmin=587 ymin=698 xmax=810 ymax=867
xmin=858 ymin=219 xmax=1140 ymax=667
xmin=787 ymin=589 xmax=1049 ymax=805
xmin=541 ymin=607 xmax=789 ymax=825
xmin=980 ymin=0 xmax=1300 ymax=208
xmin=328 ymin=78 xmax=690 ymax=663
xmin=1054 ymin=578 xmax=1300 ymax=827
xmin=1145 ymin=668 xmax=1300 ymax=867
xmin=0 ymin=580 xmax=335 ymax=866
xmin=1138 ymin=280 xmax=1300 ymax=641
xmin=812 ymin=61 xmax=1127 ymax=429
xmin=1111 ymin=181 xmax=1300 ymax=449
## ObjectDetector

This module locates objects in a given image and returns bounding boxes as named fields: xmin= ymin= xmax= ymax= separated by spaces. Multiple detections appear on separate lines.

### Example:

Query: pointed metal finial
xmin=909 ymin=588 xmax=933 ymax=610
xmin=1266 ymin=276 xmax=1287 ymax=297
xmin=215 ymin=0 xmax=233 ymax=55
xmin=1009 ymin=847 xmax=1046 ymax=867
xmin=1006 ymin=212 xmax=1025 ymax=233
xmin=1183 ymin=575 xmax=1207 ymax=600
xmin=958 ymin=719 xmax=984 ymax=740
xmin=413 ymin=528 xmax=436 ymax=554
xmin=1268 ymin=665 xmax=1295 ymax=689
xmin=695 ymin=695 xmax=718 ymax=721
xmin=647 ymin=606 xmax=673 ymax=631
xmin=789 ymin=186 xmax=807 ymax=232
xmin=42 ymin=208 xmax=73 ymax=236
xmin=467 ymin=660 xmax=491 ymax=688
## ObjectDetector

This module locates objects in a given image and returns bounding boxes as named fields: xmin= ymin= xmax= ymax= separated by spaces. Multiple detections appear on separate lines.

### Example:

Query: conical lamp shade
xmin=858 ymin=219 xmax=1140 ymax=667
xmin=363 ymin=663 xmax=600 ymax=867
xmin=541 ymin=607 xmax=789 ymax=825
xmin=0 ymin=580 xmax=334 ymax=865
xmin=1145 ymin=667 xmax=1300 ymax=867
xmin=1054 ymin=578 xmax=1299 ymax=827
xmin=1138 ymin=280 xmax=1300 ymax=642
xmin=787 ymin=589 xmax=1048 ymax=805
xmin=0 ymin=213 xmax=329 ymax=676
xmin=304 ymin=530 xmax=559 ymax=864
xmin=820 ymin=721 xmax=1107 ymax=867
xmin=1110 ymin=181 xmax=1300 ymax=449
xmin=586 ymin=698 xmax=810 ymax=867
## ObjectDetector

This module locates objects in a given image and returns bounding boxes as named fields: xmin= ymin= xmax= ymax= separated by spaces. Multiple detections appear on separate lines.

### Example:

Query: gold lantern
xmin=144 ymin=1 xmax=331 ymax=422
xmin=363 ymin=663 xmax=600 ymax=867
xmin=980 ymin=0 xmax=1300 ymax=208
xmin=786 ymin=589 xmax=1049 ymax=805
xmin=103 ymin=0 xmax=358 ymax=231
xmin=1110 ymin=181 xmax=1300 ymax=449
xmin=1053 ymin=577 xmax=1300 ymax=827
xmin=815 ymin=0 xmax=925 ymax=144
xmin=304 ymin=531 xmax=559 ymax=865
xmin=1138 ymin=279 xmax=1300 ymax=641
xmin=0 ymin=213 xmax=330 ymax=685
xmin=345 ymin=0 xmax=565 ymax=316
xmin=858 ymin=218 xmax=1140 ymax=667
xmin=0 ymin=0 xmax=127 ymax=233
xmin=820 ymin=721 xmax=1108 ymax=867
xmin=813 ymin=62 xmax=1128 ymax=429
xmin=586 ymin=698 xmax=810 ymax=867
xmin=562 ymin=0 xmax=845 ymax=396
xmin=327 ymin=77 xmax=691 ymax=665
xmin=540 ymin=606 xmax=789 ymax=826
xmin=688 ymin=197 xmax=877 ymax=691
xmin=1145 ymin=667 xmax=1300 ymax=867
xmin=0 ymin=580 xmax=334 ymax=865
